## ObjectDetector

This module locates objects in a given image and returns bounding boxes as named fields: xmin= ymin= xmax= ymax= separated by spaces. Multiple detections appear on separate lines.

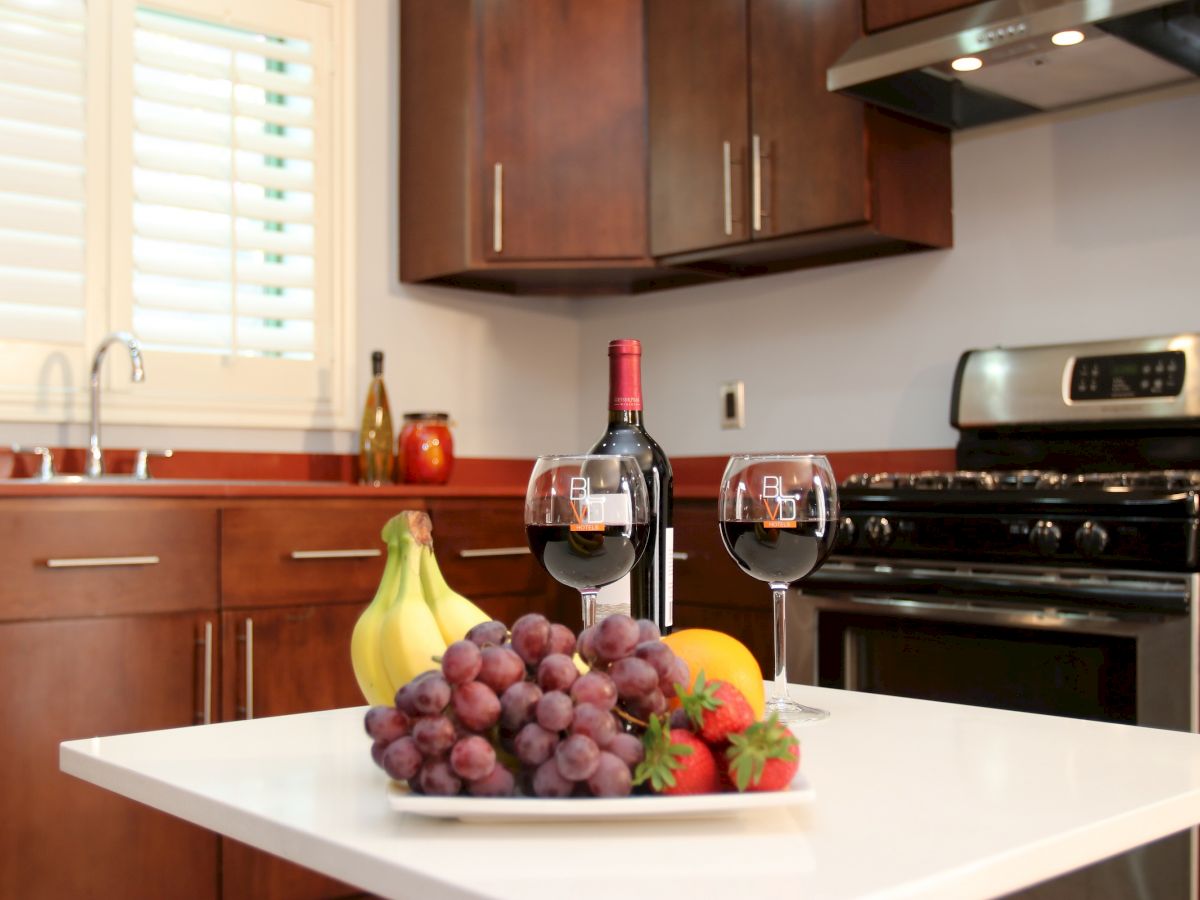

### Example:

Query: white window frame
xmin=0 ymin=0 xmax=356 ymax=430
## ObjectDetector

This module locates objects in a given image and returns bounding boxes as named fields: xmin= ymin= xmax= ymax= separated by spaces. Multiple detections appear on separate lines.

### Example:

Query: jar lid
xmin=402 ymin=412 xmax=450 ymax=421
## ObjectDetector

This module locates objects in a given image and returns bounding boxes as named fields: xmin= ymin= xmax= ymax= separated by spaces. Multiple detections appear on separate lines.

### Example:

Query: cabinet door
xmin=749 ymin=0 xmax=868 ymax=238
xmin=427 ymin=498 xmax=572 ymax=627
xmin=647 ymin=0 xmax=750 ymax=256
xmin=219 ymin=603 xmax=364 ymax=900
xmin=0 ymin=613 xmax=218 ymax=900
xmin=481 ymin=0 xmax=647 ymax=261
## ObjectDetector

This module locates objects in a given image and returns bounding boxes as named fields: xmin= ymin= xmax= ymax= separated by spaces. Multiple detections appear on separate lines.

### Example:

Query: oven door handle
xmin=804 ymin=566 xmax=1190 ymax=615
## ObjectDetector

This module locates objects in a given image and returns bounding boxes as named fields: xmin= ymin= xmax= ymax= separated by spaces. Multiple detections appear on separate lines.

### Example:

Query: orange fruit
xmin=662 ymin=628 xmax=765 ymax=720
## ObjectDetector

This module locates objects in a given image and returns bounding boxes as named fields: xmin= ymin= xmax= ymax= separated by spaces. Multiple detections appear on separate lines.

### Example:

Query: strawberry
xmin=678 ymin=670 xmax=755 ymax=744
xmin=634 ymin=714 xmax=720 ymax=795
xmin=725 ymin=715 xmax=801 ymax=792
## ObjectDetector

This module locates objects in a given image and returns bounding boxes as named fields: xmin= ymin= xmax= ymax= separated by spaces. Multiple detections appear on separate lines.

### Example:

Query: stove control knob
xmin=1074 ymin=521 xmax=1109 ymax=558
xmin=864 ymin=516 xmax=894 ymax=549
xmin=835 ymin=516 xmax=857 ymax=550
xmin=1030 ymin=520 xmax=1062 ymax=556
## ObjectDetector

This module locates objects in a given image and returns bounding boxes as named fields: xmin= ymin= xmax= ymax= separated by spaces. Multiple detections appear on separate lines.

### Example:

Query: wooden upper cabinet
xmin=481 ymin=0 xmax=646 ymax=262
xmin=647 ymin=0 xmax=750 ymax=257
xmin=400 ymin=0 xmax=703 ymax=294
xmin=751 ymin=0 xmax=869 ymax=237
xmin=647 ymin=0 xmax=952 ymax=273
xmin=403 ymin=0 xmax=954 ymax=293
xmin=864 ymin=0 xmax=978 ymax=33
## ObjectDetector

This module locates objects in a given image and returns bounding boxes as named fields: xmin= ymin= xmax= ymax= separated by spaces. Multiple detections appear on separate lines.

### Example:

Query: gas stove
xmin=844 ymin=469 xmax=1200 ymax=492
xmin=832 ymin=335 xmax=1200 ymax=572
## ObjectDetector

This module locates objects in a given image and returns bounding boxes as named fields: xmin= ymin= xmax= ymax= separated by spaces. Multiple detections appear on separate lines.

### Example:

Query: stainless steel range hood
xmin=828 ymin=0 xmax=1200 ymax=129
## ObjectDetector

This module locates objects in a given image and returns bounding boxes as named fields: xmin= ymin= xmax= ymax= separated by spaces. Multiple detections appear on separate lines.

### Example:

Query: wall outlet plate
xmin=720 ymin=381 xmax=745 ymax=429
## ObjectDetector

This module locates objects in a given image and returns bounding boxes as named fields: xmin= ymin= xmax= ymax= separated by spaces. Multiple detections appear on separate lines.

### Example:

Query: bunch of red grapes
xmin=363 ymin=612 xmax=690 ymax=798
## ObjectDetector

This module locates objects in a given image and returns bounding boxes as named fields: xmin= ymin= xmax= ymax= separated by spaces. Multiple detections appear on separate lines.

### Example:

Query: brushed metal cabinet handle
xmin=459 ymin=547 xmax=531 ymax=559
xmin=245 ymin=617 xmax=254 ymax=721
xmin=752 ymin=133 xmax=763 ymax=232
xmin=723 ymin=141 xmax=733 ymax=236
xmin=493 ymin=162 xmax=503 ymax=253
xmin=289 ymin=549 xmax=382 ymax=560
xmin=201 ymin=621 xmax=213 ymax=725
xmin=45 ymin=555 xmax=160 ymax=569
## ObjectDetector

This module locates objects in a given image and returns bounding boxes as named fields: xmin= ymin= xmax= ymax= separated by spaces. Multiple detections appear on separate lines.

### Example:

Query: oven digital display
xmin=1071 ymin=351 xmax=1185 ymax=401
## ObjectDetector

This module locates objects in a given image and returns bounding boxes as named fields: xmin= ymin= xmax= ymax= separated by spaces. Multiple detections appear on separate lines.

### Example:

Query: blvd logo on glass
xmin=761 ymin=476 xmax=798 ymax=528
xmin=569 ymin=477 xmax=607 ymax=532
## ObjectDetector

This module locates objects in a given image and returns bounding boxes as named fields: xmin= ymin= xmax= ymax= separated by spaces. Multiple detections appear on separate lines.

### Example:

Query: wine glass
xmin=718 ymin=454 xmax=839 ymax=724
xmin=525 ymin=455 xmax=650 ymax=629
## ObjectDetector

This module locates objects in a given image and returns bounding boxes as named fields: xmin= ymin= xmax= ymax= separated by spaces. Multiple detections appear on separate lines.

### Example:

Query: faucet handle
xmin=134 ymin=448 xmax=174 ymax=480
xmin=10 ymin=445 xmax=55 ymax=480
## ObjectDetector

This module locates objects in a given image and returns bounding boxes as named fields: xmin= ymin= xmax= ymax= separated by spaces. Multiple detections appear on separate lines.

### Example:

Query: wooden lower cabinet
xmin=673 ymin=499 xmax=774 ymax=676
xmin=2 ymin=493 xmax=567 ymax=899
xmin=0 ymin=612 xmax=219 ymax=900
xmin=218 ymin=603 xmax=367 ymax=900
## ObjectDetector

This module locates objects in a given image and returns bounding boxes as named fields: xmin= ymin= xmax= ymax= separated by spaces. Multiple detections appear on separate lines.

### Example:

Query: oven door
xmin=790 ymin=559 xmax=1198 ymax=900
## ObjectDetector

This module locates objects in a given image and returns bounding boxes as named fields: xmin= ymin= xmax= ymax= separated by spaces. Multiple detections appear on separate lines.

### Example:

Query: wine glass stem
xmin=770 ymin=582 xmax=789 ymax=704
xmin=580 ymin=589 xmax=598 ymax=630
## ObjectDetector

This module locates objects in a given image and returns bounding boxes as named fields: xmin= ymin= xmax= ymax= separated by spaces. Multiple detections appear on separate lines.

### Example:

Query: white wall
xmin=1 ymin=0 xmax=584 ymax=460
xmin=6 ymin=14 xmax=1196 ymax=463
xmin=576 ymin=84 xmax=1200 ymax=457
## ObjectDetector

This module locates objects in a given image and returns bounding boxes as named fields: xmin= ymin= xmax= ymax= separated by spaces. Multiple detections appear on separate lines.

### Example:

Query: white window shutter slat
xmin=128 ymin=6 xmax=319 ymax=360
xmin=0 ymin=0 xmax=86 ymax=347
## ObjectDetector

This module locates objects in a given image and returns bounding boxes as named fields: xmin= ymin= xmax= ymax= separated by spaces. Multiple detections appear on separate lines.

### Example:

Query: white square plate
xmin=387 ymin=772 xmax=813 ymax=823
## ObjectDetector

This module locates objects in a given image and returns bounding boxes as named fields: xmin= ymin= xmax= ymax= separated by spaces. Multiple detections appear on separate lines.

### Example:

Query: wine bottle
xmin=588 ymin=339 xmax=674 ymax=631
xmin=359 ymin=350 xmax=395 ymax=486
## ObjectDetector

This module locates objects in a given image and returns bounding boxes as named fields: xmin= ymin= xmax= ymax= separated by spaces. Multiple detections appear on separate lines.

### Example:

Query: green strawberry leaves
xmin=633 ymin=713 xmax=694 ymax=792
xmin=725 ymin=714 xmax=799 ymax=792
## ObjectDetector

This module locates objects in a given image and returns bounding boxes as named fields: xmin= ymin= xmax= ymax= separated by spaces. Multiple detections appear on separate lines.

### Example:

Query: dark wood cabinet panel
xmin=750 ymin=0 xmax=868 ymax=237
xmin=0 ymin=499 xmax=218 ymax=622
xmin=427 ymin=498 xmax=572 ymax=626
xmin=647 ymin=0 xmax=952 ymax=275
xmin=219 ymin=603 xmax=364 ymax=900
xmin=221 ymin=501 xmax=417 ymax=608
xmin=482 ymin=0 xmax=648 ymax=261
xmin=647 ymin=0 xmax=750 ymax=256
xmin=0 ymin=613 xmax=218 ymax=900
xmin=400 ymin=0 xmax=702 ymax=294
xmin=865 ymin=0 xmax=977 ymax=33
xmin=219 ymin=603 xmax=364 ymax=722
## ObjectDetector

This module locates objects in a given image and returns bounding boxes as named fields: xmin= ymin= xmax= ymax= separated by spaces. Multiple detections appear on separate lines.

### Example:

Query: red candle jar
xmin=397 ymin=413 xmax=454 ymax=484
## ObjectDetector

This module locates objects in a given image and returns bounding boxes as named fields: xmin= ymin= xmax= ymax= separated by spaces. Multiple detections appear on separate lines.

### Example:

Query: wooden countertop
xmin=0 ymin=449 xmax=956 ymax=500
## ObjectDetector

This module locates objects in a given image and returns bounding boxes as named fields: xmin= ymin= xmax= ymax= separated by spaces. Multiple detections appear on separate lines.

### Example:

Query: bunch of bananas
xmin=351 ymin=510 xmax=492 ymax=706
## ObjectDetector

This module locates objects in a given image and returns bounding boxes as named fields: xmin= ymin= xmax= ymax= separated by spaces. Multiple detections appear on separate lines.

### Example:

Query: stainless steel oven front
xmin=791 ymin=558 xmax=1198 ymax=900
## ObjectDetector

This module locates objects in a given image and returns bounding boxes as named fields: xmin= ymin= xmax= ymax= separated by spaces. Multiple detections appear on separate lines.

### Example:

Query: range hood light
xmin=951 ymin=56 xmax=984 ymax=71
xmin=1051 ymin=29 xmax=1086 ymax=45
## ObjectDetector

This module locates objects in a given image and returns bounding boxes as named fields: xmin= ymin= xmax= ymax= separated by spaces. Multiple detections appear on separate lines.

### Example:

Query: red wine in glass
xmin=718 ymin=521 xmax=835 ymax=584
xmin=524 ymin=454 xmax=650 ymax=628
xmin=526 ymin=524 xmax=651 ymax=591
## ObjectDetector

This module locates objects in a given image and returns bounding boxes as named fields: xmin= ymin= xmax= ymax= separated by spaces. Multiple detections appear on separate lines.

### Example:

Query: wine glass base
xmin=766 ymin=695 xmax=829 ymax=726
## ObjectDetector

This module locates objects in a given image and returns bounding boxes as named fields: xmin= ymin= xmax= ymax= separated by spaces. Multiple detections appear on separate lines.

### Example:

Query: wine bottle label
xmin=663 ymin=526 xmax=674 ymax=628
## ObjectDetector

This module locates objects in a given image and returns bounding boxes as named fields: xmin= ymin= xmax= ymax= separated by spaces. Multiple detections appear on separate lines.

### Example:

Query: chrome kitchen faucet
xmin=87 ymin=331 xmax=144 ymax=479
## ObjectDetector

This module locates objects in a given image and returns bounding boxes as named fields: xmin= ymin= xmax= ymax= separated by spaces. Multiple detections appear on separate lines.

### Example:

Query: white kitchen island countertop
xmin=60 ymin=685 xmax=1200 ymax=900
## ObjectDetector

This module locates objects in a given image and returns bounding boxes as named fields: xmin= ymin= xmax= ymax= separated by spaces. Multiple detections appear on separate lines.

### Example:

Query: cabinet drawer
xmin=0 ymin=500 xmax=218 ymax=621
xmin=427 ymin=499 xmax=550 ymax=602
xmin=221 ymin=501 xmax=422 ymax=608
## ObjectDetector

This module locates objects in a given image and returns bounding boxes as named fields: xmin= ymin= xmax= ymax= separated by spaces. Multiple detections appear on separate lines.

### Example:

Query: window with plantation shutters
xmin=128 ymin=6 xmax=316 ymax=360
xmin=0 ymin=0 xmax=88 ymax=401
xmin=0 ymin=0 xmax=353 ymax=430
